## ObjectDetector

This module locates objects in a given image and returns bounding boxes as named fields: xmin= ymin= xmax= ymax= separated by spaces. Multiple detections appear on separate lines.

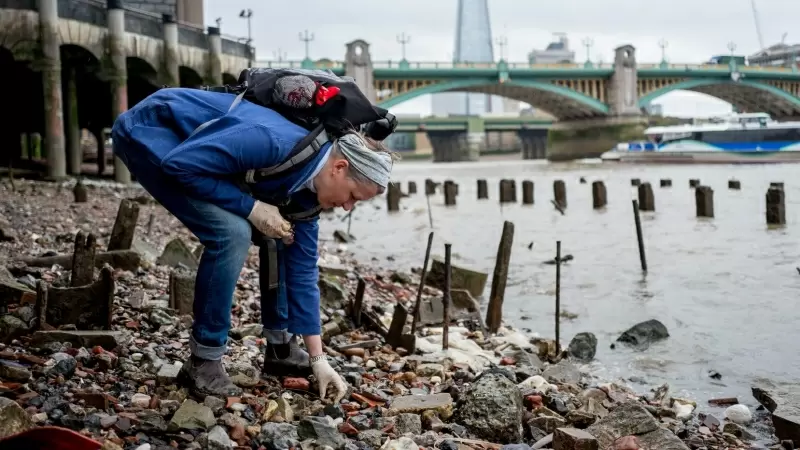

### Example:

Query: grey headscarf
xmin=336 ymin=133 xmax=393 ymax=189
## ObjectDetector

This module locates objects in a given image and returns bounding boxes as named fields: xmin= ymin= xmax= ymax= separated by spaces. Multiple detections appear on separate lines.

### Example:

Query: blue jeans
xmin=112 ymin=120 xmax=293 ymax=359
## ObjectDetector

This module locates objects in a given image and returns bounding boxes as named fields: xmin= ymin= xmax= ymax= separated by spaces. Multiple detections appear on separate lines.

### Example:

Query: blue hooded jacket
xmin=116 ymin=87 xmax=328 ymax=335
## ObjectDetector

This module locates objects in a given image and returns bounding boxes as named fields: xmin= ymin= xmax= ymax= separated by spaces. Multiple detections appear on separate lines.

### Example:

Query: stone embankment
xmin=0 ymin=179 xmax=793 ymax=450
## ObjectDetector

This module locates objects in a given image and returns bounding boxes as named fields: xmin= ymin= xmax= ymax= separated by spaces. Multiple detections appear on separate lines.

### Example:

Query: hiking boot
xmin=177 ymin=356 xmax=243 ymax=399
xmin=261 ymin=337 xmax=312 ymax=377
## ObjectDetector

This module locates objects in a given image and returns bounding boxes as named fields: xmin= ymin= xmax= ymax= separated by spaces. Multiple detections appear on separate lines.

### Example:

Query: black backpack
xmin=198 ymin=68 xmax=397 ymax=182
xmin=196 ymin=67 xmax=397 ymax=221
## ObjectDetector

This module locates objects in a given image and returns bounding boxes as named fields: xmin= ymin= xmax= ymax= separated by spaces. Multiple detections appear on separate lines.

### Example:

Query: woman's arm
xmin=160 ymin=115 xmax=283 ymax=218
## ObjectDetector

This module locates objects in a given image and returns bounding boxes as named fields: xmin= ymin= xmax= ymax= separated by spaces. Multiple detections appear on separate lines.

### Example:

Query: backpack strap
xmin=244 ymin=125 xmax=328 ymax=184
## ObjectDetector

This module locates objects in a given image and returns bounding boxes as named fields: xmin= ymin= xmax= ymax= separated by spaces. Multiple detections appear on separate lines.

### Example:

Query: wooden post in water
xmin=499 ymin=179 xmax=515 ymax=203
xmin=695 ymin=186 xmax=714 ymax=218
xmin=444 ymin=180 xmax=457 ymax=206
xmin=425 ymin=179 xmax=436 ymax=195
xmin=766 ymin=184 xmax=786 ymax=226
xmin=631 ymin=178 xmax=641 ymax=186
xmin=728 ymin=179 xmax=740 ymax=190
xmin=592 ymin=181 xmax=607 ymax=209
xmin=689 ymin=179 xmax=700 ymax=188
xmin=352 ymin=277 xmax=365 ymax=327
xmin=555 ymin=240 xmax=561 ymax=352
xmin=477 ymin=179 xmax=488 ymax=199
xmin=638 ymin=182 xmax=655 ymax=211
xmin=426 ymin=192 xmax=434 ymax=228
xmin=386 ymin=182 xmax=401 ymax=212
xmin=407 ymin=181 xmax=417 ymax=194
xmin=553 ymin=180 xmax=567 ymax=208
xmin=522 ymin=180 xmax=534 ymax=205
xmin=632 ymin=199 xmax=648 ymax=272
xmin=411 ymin=232 xmax=434 ymax=334
xmin=486 ymin=221 xmax=514 ymax=334
xmin=660 ymin=179 xmax=672 ymax=187
xmin=442 ymin=242 xmax=452 ymax=350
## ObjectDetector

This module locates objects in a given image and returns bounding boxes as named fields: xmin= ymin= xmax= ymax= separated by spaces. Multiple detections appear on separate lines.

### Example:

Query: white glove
xmin=247 ymin=200 xmax=293 ymax=239
xmin=311 ymin=357 xmax=347 ymax=402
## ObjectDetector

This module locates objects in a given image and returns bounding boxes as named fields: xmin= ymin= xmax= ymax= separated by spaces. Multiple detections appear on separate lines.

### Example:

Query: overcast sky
xmin=205 ymin=0 xmax=796 ymax=117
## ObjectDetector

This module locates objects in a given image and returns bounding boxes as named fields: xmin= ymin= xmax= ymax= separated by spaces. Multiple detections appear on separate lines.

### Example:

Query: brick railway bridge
xmin=5 ymin=1 xmax=800 ymax=181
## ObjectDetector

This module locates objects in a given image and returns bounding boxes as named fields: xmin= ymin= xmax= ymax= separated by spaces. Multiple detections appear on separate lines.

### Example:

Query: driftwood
xmin=19 ymin=250 xmax=140 ymax=271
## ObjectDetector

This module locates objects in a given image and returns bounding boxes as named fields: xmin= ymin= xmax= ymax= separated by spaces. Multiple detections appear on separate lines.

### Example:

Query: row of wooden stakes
xmin=384 ymin=178 xmax=787 ymax=225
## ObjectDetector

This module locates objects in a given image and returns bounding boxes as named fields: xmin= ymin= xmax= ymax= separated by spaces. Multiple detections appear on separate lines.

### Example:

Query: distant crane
xmin=750 ymin=0 xmax=765 ymax=51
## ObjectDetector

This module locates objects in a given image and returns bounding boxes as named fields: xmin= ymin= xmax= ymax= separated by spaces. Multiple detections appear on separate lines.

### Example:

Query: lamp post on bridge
xmin=299 ymin=30 xmax=315 ymax=69
xmin=582 ymin=37 xmax=594 ymax=68
xmin=397 ymin=32 xmax=411 ymax=61
xmin=496 ymin=35 xmax=508 ymax=62
xmin=238 ymin=9 xmax=253 ymax=67
xmin=658 ymin=38 xmax=668 ymax=68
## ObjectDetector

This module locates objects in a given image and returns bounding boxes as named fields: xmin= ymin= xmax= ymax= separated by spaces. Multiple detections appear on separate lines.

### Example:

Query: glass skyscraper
xmin=432 ymin=0 xmax=505 ymax=116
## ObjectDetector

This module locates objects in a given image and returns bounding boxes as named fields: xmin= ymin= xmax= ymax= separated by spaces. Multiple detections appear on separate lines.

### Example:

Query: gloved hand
xmin=311 ymin=357 xmax=347 ymax=402
xmin=247 ymin=200 xmax=292 ymax=239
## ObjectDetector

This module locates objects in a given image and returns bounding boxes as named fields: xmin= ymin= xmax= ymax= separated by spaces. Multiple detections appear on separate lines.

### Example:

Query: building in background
xmin=747 ymin=43 xmax=800 ymax=67
xmin=432 ymin=0 xmax=505 ymax=117
xmin=126 ymin=0 xmax=204 ymax=27
xmin=528 ymin=32 xmax=576 ymax=64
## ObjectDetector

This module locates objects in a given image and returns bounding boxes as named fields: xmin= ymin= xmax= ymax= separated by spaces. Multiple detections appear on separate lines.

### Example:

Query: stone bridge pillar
xmin=519 ymin=129 xmax=548 ymax=160
xmin=427 ymin=131 xmax=482 ymax=162
xmin=107 ymin=0 xmax=130 ymax=183
xmin=345 ymin=40 xmax=375 ymax=102
xmin=64 ymin=67 xmax=81 ymax=175
xmin=161 ymin=14 xmax=180 ymax=87
xmin=207 ymin=26 xmax=223 ymax=85
xmin=39 ymin=0 xmax=66 ymax=179
xmin=608 ymin=45 xmax=641 ymax=117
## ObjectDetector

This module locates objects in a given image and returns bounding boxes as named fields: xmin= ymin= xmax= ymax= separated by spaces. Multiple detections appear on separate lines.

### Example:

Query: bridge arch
xmin=639 ymin=79 xmax=800 ymax=117
xmin=377 ymin=79 xmax=609 ymax=120
xmin=127 ymin=56 xmax=159 ymax=106
xmin=179 ymin=66 xmax=204 ymax=88
xmin=223 ymin=73 xmax=238 ymax=86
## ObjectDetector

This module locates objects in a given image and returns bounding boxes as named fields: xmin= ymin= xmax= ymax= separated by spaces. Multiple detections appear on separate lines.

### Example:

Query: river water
xmin=318 ymin=157 xmax=800 ymax=409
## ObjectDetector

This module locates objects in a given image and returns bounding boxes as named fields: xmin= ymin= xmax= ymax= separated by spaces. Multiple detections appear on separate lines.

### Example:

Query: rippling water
xmin=318 ymin=157 xmax=800 ymax=407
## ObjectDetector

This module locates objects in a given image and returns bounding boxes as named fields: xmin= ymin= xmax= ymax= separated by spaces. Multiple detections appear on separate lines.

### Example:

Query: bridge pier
xmin=207 ymin=27 xmax=223 ymax=85
xmin=107 ymin=0 xmax=130 ymax=183
xmin=39 ymin=0 xmax=66 ymax=180
xmin=427 ymin=131 xmax=481 ymax=162
xmin=161 ymin=15 xmax=180 ymax=87
xmin=63 ymin=67 xmax=81 ymax=175
xmin=519 ymin=129 xmax=548 ymax=160
xmin=546 ymin=117 xmax=647 ymax=161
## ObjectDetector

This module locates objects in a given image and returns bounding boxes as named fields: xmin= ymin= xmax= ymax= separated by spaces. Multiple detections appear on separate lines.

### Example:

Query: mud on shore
xmin=0 ymin=178 xmax=787 ymax=450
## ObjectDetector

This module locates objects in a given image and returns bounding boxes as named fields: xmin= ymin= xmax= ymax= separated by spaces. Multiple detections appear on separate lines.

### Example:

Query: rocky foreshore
xmin=0 ymin=178 xmax=792 ymax=450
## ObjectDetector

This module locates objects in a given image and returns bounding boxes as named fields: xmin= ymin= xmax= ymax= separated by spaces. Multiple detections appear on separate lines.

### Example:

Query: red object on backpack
xmin=315 ymin=84 xmax=341 ymax=106
xmin=0 ymin=426 xmax=102 ymax=450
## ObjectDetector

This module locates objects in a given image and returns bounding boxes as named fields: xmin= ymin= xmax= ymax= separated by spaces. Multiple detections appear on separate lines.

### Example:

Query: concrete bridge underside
xmin=0 ymin=4 xmax=249 ymax=181
xmin=689 ymin=84 xmax=800 ymax=117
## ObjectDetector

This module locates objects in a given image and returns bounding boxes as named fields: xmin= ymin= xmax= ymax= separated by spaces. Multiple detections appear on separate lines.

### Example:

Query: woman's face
xmin=314 ymin=157 xmax=379 ymax=211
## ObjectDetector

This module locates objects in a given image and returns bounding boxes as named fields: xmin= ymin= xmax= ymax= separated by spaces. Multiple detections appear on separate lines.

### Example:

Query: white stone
xmin=724 ymin=404 xmax=752 ymax=424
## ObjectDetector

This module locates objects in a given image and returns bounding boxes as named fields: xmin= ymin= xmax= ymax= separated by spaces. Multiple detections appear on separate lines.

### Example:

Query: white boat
xmin=601 ymin=112 xmax=800 ymax=164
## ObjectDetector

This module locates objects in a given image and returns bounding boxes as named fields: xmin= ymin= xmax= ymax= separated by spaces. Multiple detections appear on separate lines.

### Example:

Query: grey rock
xmin=201 ymin=425 xmax=235 ymax=450
xmin=752 ymin=385 xmax=800 ymax=445
xmin=395 ymin=413 xmax=422 ymax=435
xmin=0 ymin=397 xmax=34 ymax=439
xmin=568 ymin=332 xmax=597 ymax=362
xmin=297 ymin=416 xmax=346 ymax=450
xmin=259 ymin=422 xmax=300 ymax=450
xmin=616 ymin=319 xmax=669 ymax=350
xmin=453 ymin=369 xmax=525 ymax=444
xmin=357 ymin=429 xmax=383 ymax=448
xmin=542 ymin=361 xmax=582 ymax=384
xmin=168 ymin=399 xmax=215 ymax=432
xmin=585 ymin=401 xmax=688 ymax=450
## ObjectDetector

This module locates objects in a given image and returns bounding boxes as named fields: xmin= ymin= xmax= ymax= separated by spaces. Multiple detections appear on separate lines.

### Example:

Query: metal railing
xmin=252 ymin=59 xmax=800 ymax=74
